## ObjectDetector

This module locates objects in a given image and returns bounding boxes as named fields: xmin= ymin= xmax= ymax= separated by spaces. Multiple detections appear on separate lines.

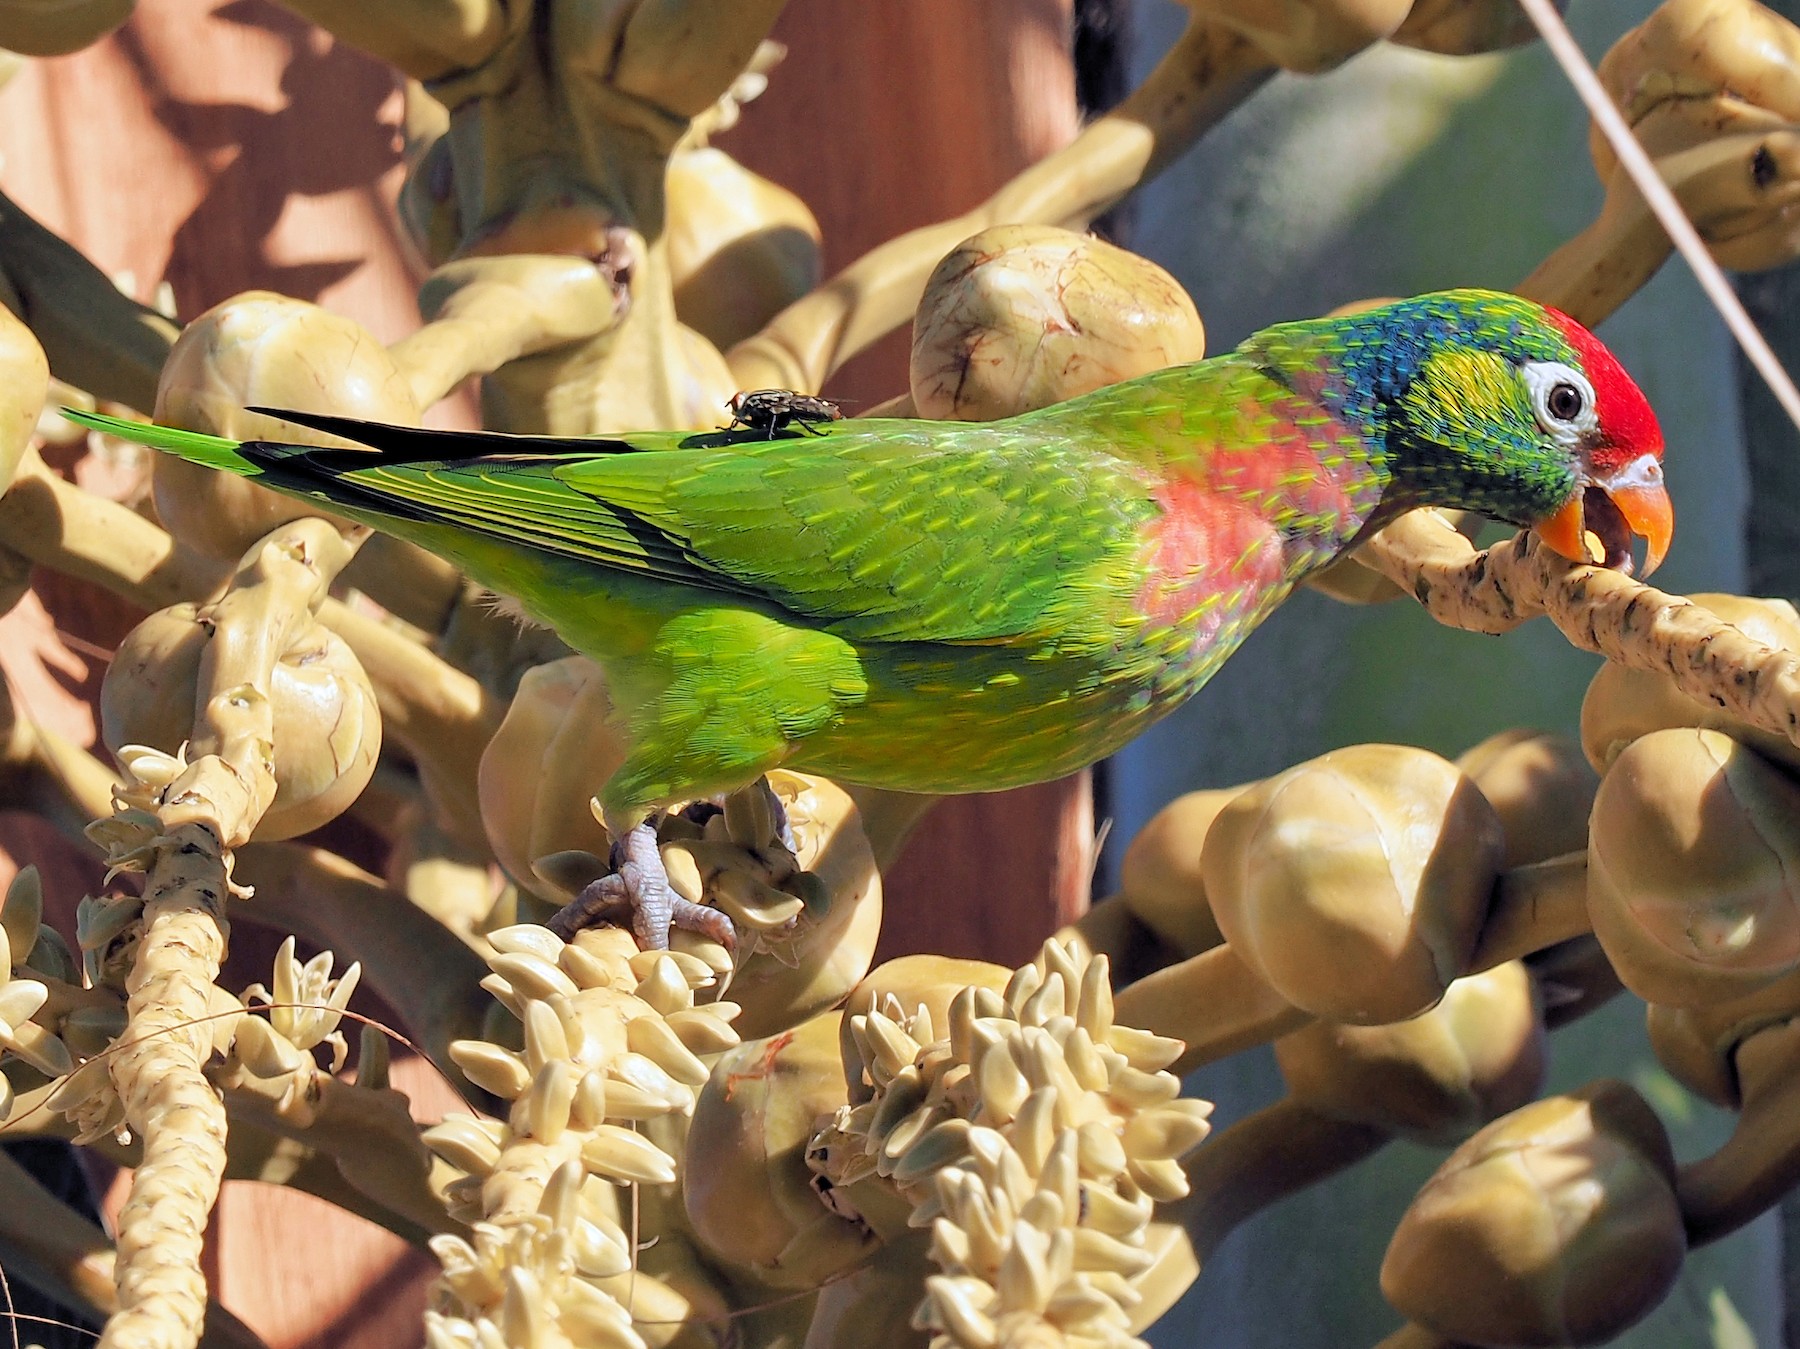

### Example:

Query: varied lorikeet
xmin=71 ymin=288 xmax=1672 ymax=949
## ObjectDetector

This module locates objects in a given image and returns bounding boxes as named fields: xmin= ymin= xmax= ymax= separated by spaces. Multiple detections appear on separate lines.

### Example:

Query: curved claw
xmin=545 ymin=820 xmax=739 ymax=952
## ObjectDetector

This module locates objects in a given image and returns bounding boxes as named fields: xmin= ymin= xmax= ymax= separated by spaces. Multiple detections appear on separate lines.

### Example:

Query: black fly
xmin=725 ymin=389 xmax=844 ymax=439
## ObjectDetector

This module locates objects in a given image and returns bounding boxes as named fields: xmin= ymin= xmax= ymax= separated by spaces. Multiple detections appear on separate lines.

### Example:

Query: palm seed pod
xmin=479 ymin=655 xmax=623 ymax=900
xmin=1527 ymin=934 xmax=1627 ymax=1031
xmin=1581 ymin=594 xmax=1800 ymax=776
xmin=909 ymin=225 xmax=1204 ymax=423
xmin=151 ymin=291 xmax=421 ymax=559
xmin=1454 ymin=729 xmax=1615 ymax=1025
xmin=702 ymin=770 xmax=884 ymax=1040
xmin=101 ymin=599 xmax=381 ymax=842
xmin=1381 ymin=1082 xmax=1685 ymax=1347
xmin=1167 ymin=962 xmax=1544 ymax=1272
xmin=1274 ymin=960 xmax=1545 ymax=1147
xmin=1203 ymin=744 xmax=1504 ymax=1024
xmin=684 ymin=1009 xmax=878 ymax=1289
xmin=1457 ymin=728 xmax=1598 ymax=869
xmin=1670 ymin=1006 xmax=1800 ymax=1242
xmin=1643 ymin=962 xmax=1800 ymax=1111
xmin=1588 ymin=728 xmax=1800 ymax=1007
xmin=1523 ymin=0 xmax=1800 ymax=323
xmin=479 ymin=662 xmax=879 ymax=1036
xmin=802 ymin=1229 xmax=938 ymax=1349
xmin=1631 ymin=960 xmax=1800 ymax=1242
xmin=1593 ymin=0 xmax=1800 ymax=273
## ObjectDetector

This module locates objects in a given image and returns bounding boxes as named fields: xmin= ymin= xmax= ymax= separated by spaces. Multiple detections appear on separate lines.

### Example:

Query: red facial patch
xmin=1545 ymin=306 xmax=1664 ymax=474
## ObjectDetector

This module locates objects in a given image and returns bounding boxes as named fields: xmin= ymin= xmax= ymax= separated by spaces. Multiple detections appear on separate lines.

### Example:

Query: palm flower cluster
xmin=815 ymin=938 xmax=1209 ymax=1348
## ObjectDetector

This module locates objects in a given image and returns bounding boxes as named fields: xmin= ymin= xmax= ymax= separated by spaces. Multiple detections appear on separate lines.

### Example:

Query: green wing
xmin=552 ymin=429 xmax=1156 ymax=642
xmin=69 ymin=408 xmax=1158 ymax=643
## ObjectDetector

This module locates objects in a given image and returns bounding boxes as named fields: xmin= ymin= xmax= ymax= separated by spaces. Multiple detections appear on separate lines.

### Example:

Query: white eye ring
xmin=1522 ymin=360 xmax=1598 ymax=446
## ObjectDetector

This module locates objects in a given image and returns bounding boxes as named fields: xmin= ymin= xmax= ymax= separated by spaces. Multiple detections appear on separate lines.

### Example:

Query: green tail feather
xmin=62 ymin=409 xmax=263 ymax=477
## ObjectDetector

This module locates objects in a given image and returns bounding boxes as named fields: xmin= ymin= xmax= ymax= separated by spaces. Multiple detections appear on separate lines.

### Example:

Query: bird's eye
xmin=1546 ymin=382 xmax=1584 ymax=422
xmin=1521 ymin=360 xmax=1598 ymax=445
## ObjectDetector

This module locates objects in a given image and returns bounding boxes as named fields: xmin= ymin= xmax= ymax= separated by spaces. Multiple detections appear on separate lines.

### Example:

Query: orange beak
xmin=1533 ymin=453 xmax=1673 ymax=579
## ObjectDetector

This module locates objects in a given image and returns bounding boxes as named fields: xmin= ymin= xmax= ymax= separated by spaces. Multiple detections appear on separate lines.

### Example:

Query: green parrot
xmin=71 ymin=288 xmax=1671 ymax=949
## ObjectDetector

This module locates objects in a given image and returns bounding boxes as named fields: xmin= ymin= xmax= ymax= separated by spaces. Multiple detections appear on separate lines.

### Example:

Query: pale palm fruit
xmin=1588 ymin=728 xmax=1800 ymax=1007
xmin=1202 ymin=744 xmax=1505 ymax=1024
xmin=151 ymin=292 xmax=420 ymax=559
xmin=802 ymin=1230 xmax=937 ymax=1349
xmin=1457 ymin=729 xmax=1617 ymax=1026
xmin=1273 ymin=960 xmax=1545 ymax=1147
xmin=697 ymin=770 xmax=884 ymax=1040
xmin=909 ymin=225 xmax=1205 ymax=424
xmin=480 ymin=656 xmax=624 ymax=901
xmin=1594 ymin=0 xmax=1800 ymax=272
xmin=101 ymin=600 xmax=380 ymax=841
xmin=483 ymin=668 xmax=884 ymax=1039
xmin=1381 ymin=1082 xmax=1686 ymax=1346
xmin=683 ymin=1009 xmax=876 ymax=1289
xmin=1646 ymin=962 xmax=1800 ymax=1241
xmin=1115 ymin=788 xmax=1239 ymax=958
xmin=1645 ymin=961 xmax=1800 ymax=1110
xmin=1456 ymin=728 xmax=1598 ymax=869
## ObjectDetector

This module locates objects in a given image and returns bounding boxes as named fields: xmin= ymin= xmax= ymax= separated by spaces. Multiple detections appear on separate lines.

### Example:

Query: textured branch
xmin=1363 ymin=516 xmax=1800 ymax=757
xmin=0 ymin=446 xmax=227 ymax=610
xmin=0 ymin=1146 xmax=269 ymax=1349
xmin=1520 ymin=131 xmax=1800 ymax=329
xmin=95 ymin=519 xmax=356 ymax=1349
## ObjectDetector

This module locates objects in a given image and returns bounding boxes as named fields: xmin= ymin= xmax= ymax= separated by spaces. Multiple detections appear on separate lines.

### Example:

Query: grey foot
xmin=545 ymin=820 xmax=738 ymax=952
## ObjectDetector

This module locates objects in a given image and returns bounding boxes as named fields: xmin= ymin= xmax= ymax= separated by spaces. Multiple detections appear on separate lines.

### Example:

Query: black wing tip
xmin=244 ymin=406 xmax=639 ymax=464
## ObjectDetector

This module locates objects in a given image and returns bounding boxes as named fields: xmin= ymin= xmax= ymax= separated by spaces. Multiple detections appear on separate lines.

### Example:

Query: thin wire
xmin=1516 ymin=0 xmax=1800 ymax=433
xmin=0 ymin=1261 xmax=18 ymax=1349
xmin=51 ymin=630 xmax=115 ymax=664
xmin=0 ymin=1311 xmax=99 ymax=1343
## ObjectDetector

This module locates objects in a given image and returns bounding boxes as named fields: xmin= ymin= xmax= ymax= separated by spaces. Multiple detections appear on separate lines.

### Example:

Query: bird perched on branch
xmin=74 ymin=289 xmax=1671 ymax=950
